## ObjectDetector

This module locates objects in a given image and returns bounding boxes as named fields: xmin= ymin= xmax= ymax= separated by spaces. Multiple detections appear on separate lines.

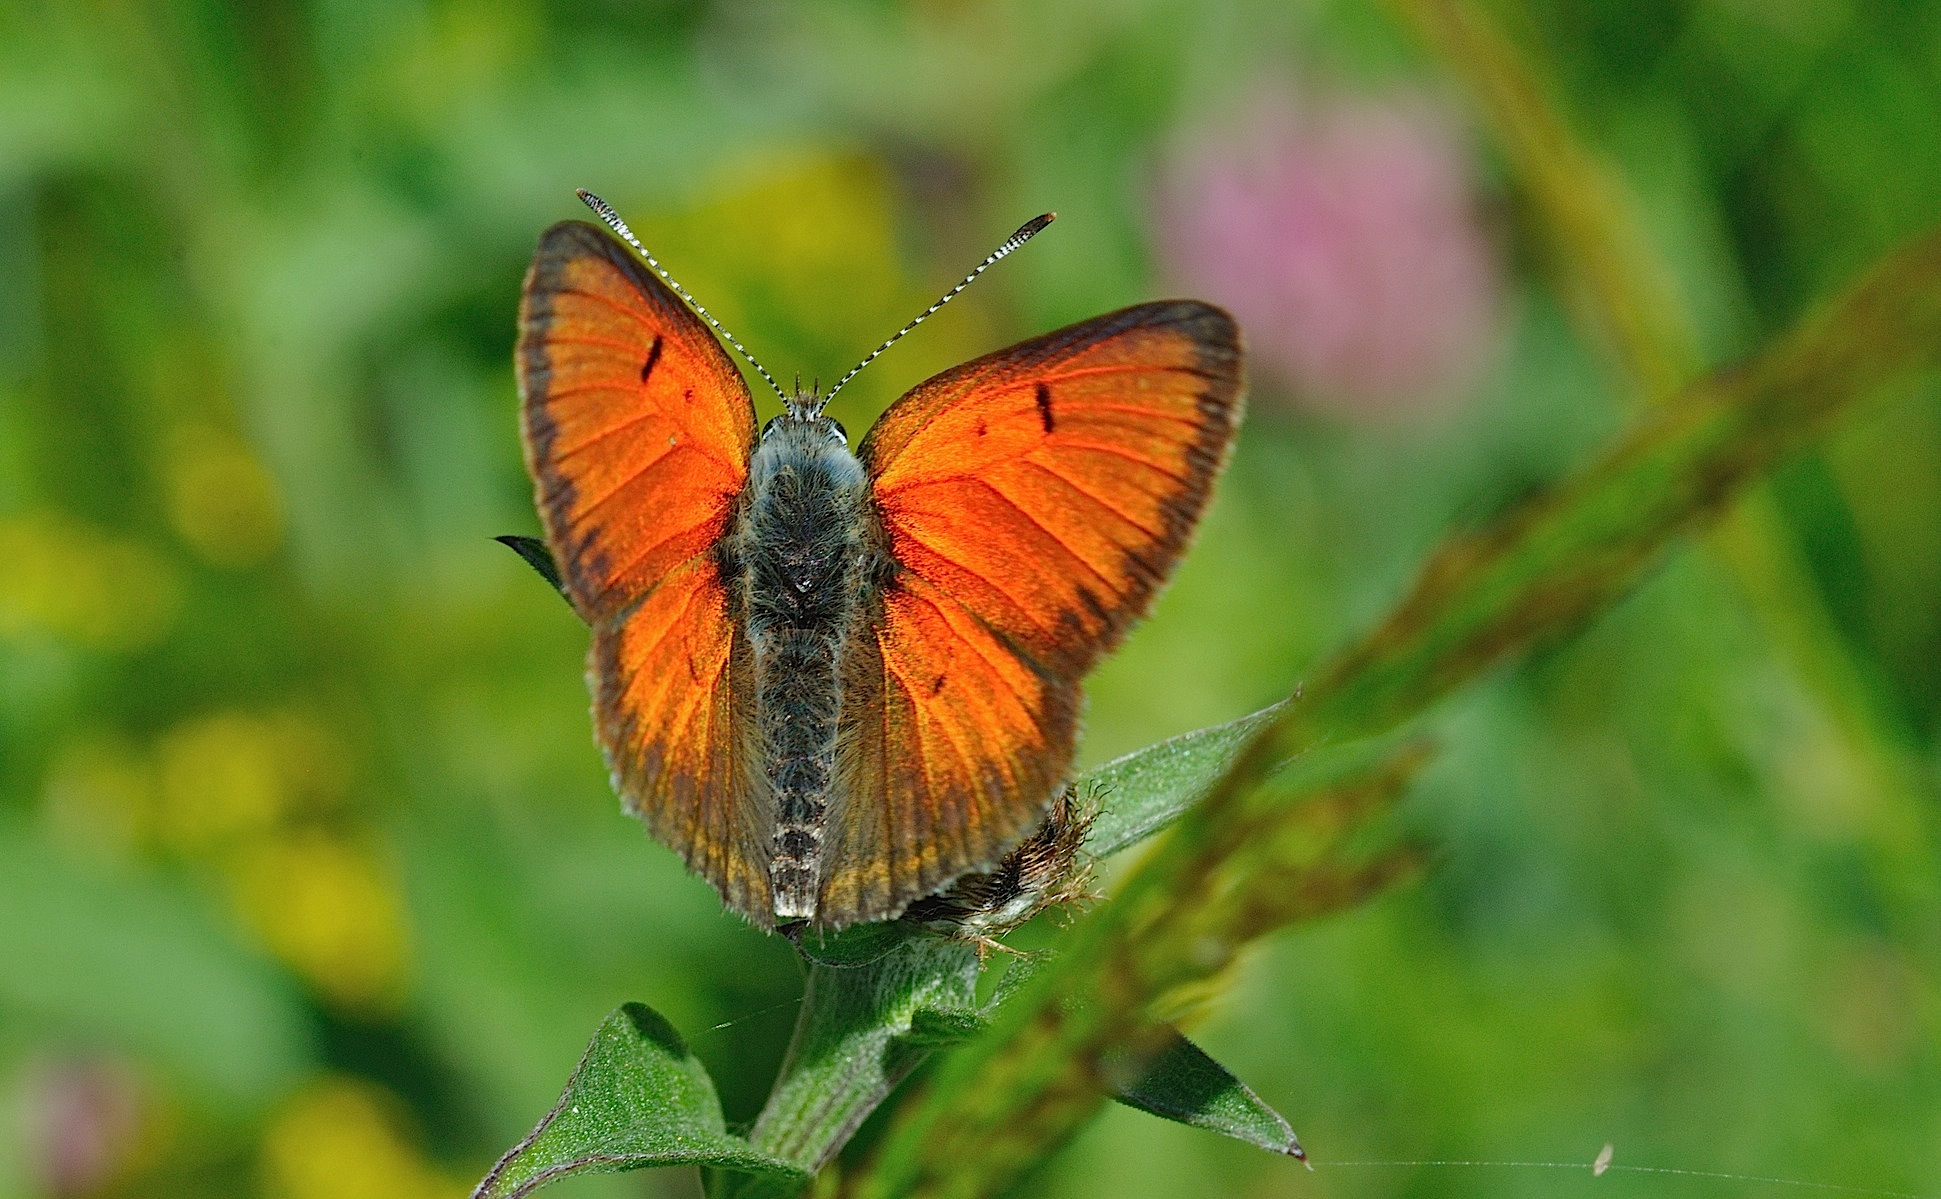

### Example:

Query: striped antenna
xmin=817 ymin=212 xmax=1056 ymax=411
xmin=576 ymin=189 xmax=789 ymax=403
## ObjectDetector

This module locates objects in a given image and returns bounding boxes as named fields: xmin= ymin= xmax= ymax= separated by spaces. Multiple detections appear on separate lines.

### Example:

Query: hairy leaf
xmin=995 ymin=953 xmax=1308 ymax=1158
xmin=1111 ymin=1029 xmax=1305 ymax=1160
xmin=787 ymin=918 xmax=920 ymax=968
xmin=1081 ymin=702 xmax=1284 ymax=857
xmin=473 ymin=1004 xmax=804 ymax=1199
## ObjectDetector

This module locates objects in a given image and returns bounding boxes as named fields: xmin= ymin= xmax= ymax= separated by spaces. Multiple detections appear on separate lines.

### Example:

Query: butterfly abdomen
xmin=732 ymin=413 xmax=880 ymax=922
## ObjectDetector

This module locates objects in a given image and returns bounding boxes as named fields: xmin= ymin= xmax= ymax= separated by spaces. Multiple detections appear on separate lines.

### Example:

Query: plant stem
xmin=714 ymin=937 xmax=979 ymax=1199
xmin=1387 ymin=0 xmax=1937 ymax=920
xmin=846 ymin=222 xmax=1941 ymax=1199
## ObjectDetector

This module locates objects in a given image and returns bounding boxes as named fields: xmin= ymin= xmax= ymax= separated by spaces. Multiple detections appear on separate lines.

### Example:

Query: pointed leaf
xmin=1109 ymin=1029 xmax=1305 ymax=1159
xmin=1081 ymin=702 xmax=1284 ymax=857
xmin=474 ymin=1003 xmax=805 ymax=1199
xmin=985 ymin=954 xmax=1303 ymax=1157
xmin=495 ymin=534 xmax=569 ymax=600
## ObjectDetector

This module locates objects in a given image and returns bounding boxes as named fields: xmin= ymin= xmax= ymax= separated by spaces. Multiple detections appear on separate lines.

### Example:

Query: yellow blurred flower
xmin=162 ymin=431 xmax=285 ymax=568
xmin=261 ymin=1077 xmax=463 ymax=1199
xmin=624 ymin=150 xmax=996 ymax=418
xmin=229 ymin=831 xmax=411 ymax=1013
xmin=644 ymin=151 xmax=904 ymax=332
xmin=152 ymin=709 xmax=351 ymax=854
xmin=154 ymin=711 xmax=289 ymax=853
xmin=0 ymin=512 xmax=183 ymax=651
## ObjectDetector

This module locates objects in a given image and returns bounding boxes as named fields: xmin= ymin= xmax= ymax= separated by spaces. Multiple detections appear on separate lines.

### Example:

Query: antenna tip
xmin=1019 ymin=212 xmax=1056 ymax=238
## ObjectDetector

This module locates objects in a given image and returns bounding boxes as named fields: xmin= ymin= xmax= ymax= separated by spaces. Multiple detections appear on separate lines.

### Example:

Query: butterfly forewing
xmin=518 ymin=220 xmax=773 ymax=918
xmin=828 ymin=301 xmax=1244 ymax=923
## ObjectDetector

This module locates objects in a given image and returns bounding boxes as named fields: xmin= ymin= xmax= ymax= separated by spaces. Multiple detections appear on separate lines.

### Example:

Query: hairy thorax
xmin=723 ymin=408 xmax=881 ymax=920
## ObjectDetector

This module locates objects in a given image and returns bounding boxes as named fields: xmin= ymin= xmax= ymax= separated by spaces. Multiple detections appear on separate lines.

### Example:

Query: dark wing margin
xmin=816 ymin=301 xmax=1243 ymax=925
xmin=518 ymin=219 xmax=774 ymax=923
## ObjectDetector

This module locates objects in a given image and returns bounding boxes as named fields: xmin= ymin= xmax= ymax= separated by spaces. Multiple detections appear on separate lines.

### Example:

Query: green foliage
xmin=1110 ymin=1030 xmax=1306 ymax=1160
xmin=1081 ymin=704 xmax=1283 ymax=857
xmin=0 ymin=821 xmax=314 ymax=1109
xmin=849 ymin=224 xmax=1941 ymax=1198
xmin=740 ymin=937 xmax=980 ymax=1178
xmin=483 ymin=808 xmax=1315 ymax=1198
xmin=495 ymin=535 xmax=567 ymax=598
xmin=474 ymin=1004 xmax=806 ymax=1199
xmin=9 ymin=3 xmax=1941 ymax=1198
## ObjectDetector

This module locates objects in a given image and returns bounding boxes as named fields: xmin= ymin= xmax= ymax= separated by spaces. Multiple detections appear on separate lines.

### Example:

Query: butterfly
xmin=514 ymin=191 xmax=1244 ymax=931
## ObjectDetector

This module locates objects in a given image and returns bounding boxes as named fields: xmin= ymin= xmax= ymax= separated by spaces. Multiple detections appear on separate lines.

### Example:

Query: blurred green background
xmin=4 ymin=1 xmax=1940 ymax=1196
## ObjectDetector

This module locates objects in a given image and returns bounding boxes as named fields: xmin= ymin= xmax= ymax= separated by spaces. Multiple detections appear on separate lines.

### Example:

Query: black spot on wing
xmin=1035 ymin=381 xmax=1055 ymax=433
xmin=640 ymin=333 xmax=664 ymax=384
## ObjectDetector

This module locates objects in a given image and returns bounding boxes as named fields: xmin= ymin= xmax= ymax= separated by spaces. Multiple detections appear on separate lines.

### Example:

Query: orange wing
xmin=518 ymin=220 xmax=772 ymax=919
xmin=821 ymin=301 xmax=1244 ymax=922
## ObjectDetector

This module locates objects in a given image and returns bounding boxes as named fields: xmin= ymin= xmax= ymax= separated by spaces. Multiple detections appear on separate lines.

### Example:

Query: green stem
xmin=715 ymin=936 xmax=979 ymax=1199
xmin=847 ymin=223 xmax=1941 ymax=1199
xmin=1387 ymin=0 xmax=1937 ymax=908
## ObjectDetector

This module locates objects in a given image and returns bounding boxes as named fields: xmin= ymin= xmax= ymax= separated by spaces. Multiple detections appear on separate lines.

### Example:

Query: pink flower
xmin=17 ymin=1059 xmax=146 ymax=1196
xmin=1156 ymin=87 xmax=1505 ymax=421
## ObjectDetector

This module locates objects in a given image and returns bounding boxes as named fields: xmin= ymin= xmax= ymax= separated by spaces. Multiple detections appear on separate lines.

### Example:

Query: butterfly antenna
xmin=817 ymin=212 xmax=1056 ymax=411
xmin=576 ymin=189 xmax=789 ymax=403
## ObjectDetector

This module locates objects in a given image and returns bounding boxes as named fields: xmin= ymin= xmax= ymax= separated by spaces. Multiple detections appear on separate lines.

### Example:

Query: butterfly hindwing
xmin=825 ymin=301 xmax=1244 ymax=923
xmin=518 ymin=220 xmax=773 ymax=918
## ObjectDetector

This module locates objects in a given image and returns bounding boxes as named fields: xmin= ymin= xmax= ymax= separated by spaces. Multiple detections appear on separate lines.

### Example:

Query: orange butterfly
xmin=516 ymin=192 xmax=1244 ymax=930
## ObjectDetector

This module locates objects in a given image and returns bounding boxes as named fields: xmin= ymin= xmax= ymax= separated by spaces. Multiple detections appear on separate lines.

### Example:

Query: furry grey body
xmin=723 ymin=409 xmax=881 ymax=920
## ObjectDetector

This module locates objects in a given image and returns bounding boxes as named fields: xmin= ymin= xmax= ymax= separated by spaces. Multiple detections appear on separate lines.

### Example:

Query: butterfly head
xmin=766 ymin=381 xmax=848 ymax=449
xmin=758 ymin=401 xmax=850 ymax=460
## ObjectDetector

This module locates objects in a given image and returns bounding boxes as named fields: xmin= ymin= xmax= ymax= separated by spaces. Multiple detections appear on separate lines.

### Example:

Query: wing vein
xmin=964 ymin=475 xmax=1122 ymax=600
xmin=974 ymin=359 xmax=1222 ymax=391
xmin=552 ymin=408 xmax=660 ymax=461
xmin=891 ymin=580 xmax=1043 ymax=714
xmin=561 ymin=438 xmax=684 ymax=514
xmin=531 ymin=381 xmax=641 ymax=401
xmin=549 ymin=284 xmax=669 ymax=329
xmin=1015 ymin=458 xmax=1166 ymax=540
xmin=1037 ymin=439 xmax=1184 ymax=475
xmin=592 ymin=510 xmax=721 ymax=600
xmin=529 ymin=333 xmax=648 ymax=355
xmin=892 ymin=529 xmax=1041 ymax=625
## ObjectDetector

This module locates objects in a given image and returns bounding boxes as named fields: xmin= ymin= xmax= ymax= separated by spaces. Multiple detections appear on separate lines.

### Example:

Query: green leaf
xmin=1109 ymin=1030 xmax=1305 ymax=1160
xmin=900 ymin=1004 xmax=987 ymax=1047
xmin=1081 ymin=702 xmax=1284 ymax=857
xmin=851 ymin=215 xmax=1941 ymax=1199
xmin=495 ymin=534 xmax=569 ymax=601
xmin=786 ymin=918 xmax=919 ymax=967
xmin=986 ymin=954 xmax=1305 ymax=1158
xmin=741 ymin=937 xmax=980 ymax=1172
xmin=474 ymin=1003 xmax=805 ymax=1199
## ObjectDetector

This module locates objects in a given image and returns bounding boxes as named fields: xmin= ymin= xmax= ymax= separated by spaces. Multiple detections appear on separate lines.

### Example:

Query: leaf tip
xmin=496 ymin=534 xmax=569 ymax=600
